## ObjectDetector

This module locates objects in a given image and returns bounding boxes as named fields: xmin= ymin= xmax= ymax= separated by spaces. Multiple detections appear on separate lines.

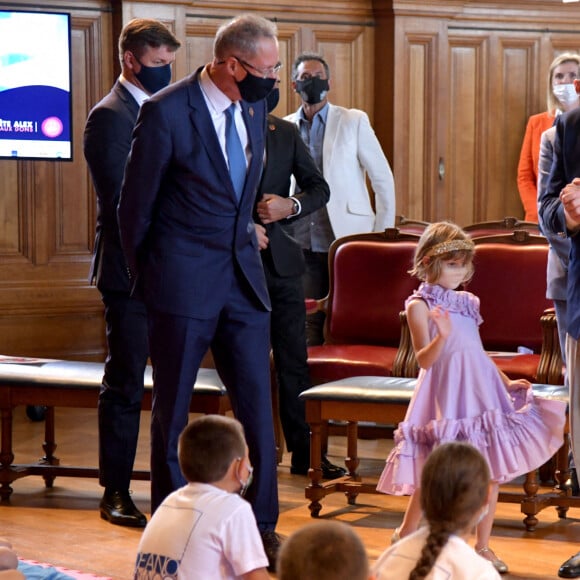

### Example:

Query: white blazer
xmin=285 ymin=103 xmax=396 ymax=239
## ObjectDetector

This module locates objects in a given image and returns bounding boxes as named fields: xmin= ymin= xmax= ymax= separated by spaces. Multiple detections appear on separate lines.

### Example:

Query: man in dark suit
xmin=83 ymin=19 xmax=180 ymax=528
xmin=540 ymin=85 xmax=580 ymax=579
xmin=117 ymin=14 xmax=282 ymax=568
xmin=255 ymin=95 xmax=344 ymax=478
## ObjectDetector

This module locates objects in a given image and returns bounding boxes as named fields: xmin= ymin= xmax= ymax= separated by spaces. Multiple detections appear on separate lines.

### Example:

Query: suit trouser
xmin=554 ymin=298 xmax=568 ymax=367
xmin=302 ymin=250 xmax=330 ymax=346
xmin=99 ymin=291 xmax=149 ymax=490
xmin=147 ymin=281 xmax=279 ymax=530
xmin=264 ymin=262 xmax=311 ymax=457
xmin=567 ymin=335 xmax=580 ymax=466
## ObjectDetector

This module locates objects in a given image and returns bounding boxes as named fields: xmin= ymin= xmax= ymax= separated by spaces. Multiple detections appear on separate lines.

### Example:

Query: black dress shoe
xmin=260 ymin=530 xmax=284 ymax=572
xmin=290 ymin=456 xmax=347 ymax=479
xmin=559 ymin=552 xmax=580 ymax=578
xmin=99 ymin=489 xmax=147 ymax=528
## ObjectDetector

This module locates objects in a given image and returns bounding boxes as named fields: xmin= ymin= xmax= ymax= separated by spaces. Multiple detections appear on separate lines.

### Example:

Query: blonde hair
xmin=409 ymin=442 xmax=490 ymax=580
xmin=410 ymin=221 xmax=474 ymax=284
xmin=547 ymin=52 xmax=580 ymax=114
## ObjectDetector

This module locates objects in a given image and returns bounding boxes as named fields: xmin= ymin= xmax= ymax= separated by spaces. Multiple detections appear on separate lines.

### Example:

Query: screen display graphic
xmin=0 ymin=10 xmax=72 ymax=160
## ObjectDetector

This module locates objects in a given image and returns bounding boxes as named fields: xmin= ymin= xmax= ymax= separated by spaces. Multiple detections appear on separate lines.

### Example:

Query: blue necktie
xmin=225 ymin=103 xmax=246 ymax=199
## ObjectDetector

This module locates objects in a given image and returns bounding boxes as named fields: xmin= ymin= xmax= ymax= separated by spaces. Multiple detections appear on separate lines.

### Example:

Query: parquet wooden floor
xmin=2 ymin=407 xmax=580 ymax=579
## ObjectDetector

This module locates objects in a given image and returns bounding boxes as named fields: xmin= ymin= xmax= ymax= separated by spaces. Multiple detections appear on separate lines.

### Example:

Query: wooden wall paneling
xmin=441 ymin=31 xmax=488 ymax=225
xmin=0 ymin=162 xmax=28 ymax=258
xmin=486 ymin=34 xmax=541 ymax=221
xmin=388 ymin=16 xmax=442 ymax=222
xmin=271 ymin=25 xmax=300 ymax=117
xmin=311 ymin=27 xmax=374 ymax=115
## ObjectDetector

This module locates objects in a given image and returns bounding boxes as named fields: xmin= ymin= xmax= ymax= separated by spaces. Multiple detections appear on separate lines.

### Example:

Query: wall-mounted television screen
xmin=0 ymin=9 xmax=72 ymax=161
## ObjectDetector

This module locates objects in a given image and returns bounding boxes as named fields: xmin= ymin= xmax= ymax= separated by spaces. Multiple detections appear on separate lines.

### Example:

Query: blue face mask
xmin=135 ymin=58 xmax=172 ymax=94
xmin=266 ymin=87 xmax=280 ymax=113
xmin=236 ymin=71 xmax=276 ymax=103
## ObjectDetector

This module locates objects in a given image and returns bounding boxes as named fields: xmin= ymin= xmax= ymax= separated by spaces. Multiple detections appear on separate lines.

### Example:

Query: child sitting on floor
xmin=0 ymin=539 xmax=24 ymax=580
xmin=133 ymin=415 xmax=269 ymax=580
xmin=277 ymin=520 xmax=372 ymax=580
xmin=373 ymin=442 xmax=500 ymax=580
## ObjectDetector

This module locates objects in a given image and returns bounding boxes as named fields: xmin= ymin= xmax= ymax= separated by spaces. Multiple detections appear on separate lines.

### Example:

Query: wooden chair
xmin=469 ymin=230 xmax=560 ymax=384
xmin=306 ymin=228 xmax=422 ymax=386
xmin=464 ymin=216 xmax=541 ymax=238
xmin=394 ymin=214 xmax=430 ymax=234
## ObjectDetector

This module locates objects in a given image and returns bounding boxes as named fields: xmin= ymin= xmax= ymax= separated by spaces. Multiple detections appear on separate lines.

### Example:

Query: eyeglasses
xmin=234 ymin=56 xmax=283 ymax=79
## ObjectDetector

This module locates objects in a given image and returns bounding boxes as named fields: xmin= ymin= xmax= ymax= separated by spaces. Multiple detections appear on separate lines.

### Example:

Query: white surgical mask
xmin=553 ymin=83 xmax=578 ymax=108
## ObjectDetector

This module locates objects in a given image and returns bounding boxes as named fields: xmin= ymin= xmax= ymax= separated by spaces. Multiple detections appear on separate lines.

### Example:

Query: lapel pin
xmin=249 ymin=107 xmax=254 ymax=117
xmin=269 ymin=124 xmax=276 ymax=131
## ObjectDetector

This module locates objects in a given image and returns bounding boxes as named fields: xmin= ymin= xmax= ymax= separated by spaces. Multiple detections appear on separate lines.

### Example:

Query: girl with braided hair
xmin=376 ymin=221 xmax=566 ymax=575
xmin=374 ymin=442 xmax=498 ymax=580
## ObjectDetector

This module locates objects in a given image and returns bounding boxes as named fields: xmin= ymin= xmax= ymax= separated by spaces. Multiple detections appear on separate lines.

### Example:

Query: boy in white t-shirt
xmin=134 ymin=415 xmax=269 ymax=580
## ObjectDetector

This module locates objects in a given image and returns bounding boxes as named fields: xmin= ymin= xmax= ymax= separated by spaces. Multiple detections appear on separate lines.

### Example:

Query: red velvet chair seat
xmin=307 ymin=344 xmax=397 ymax=385
xmin=489 ymin=353 xmax=541 ymax=382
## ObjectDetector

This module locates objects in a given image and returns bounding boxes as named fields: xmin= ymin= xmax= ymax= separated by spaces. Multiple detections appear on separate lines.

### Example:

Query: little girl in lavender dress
xmin=377 ymin=221 xmax=566 ymax=575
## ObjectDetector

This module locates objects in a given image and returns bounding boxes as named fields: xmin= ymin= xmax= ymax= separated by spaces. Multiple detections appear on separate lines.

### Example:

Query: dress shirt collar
xmin=298 ymin=102 xmax=329 ymax=126
xmin=119 ymin=74 xmax=149 ymax=107
xmin=199 ymin=65 xmax=237 ymax=116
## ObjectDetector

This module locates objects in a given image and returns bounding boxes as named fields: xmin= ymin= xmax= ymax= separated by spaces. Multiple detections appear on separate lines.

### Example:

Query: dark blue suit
xmin=539 ymin=109 xmax=580 ymax=341
xmin=118 ymin=67 xmax=278 ymax=529
xmin=84 ymin=81 xmax=149 ymax=492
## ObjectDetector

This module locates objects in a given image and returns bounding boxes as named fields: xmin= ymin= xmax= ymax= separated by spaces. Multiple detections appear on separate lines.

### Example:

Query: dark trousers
xmin=147 ymin=278 xmax=279 ymax=530
xmin=303 ymin=250 xmax=330 ymax=346
xmin=264 ymin=262 xmax=311 ymax=458
xmin=99 ymin=291 xmax=149 ymax=490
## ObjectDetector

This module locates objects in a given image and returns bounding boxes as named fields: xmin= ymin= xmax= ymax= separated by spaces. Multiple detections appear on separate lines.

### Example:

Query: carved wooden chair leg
xmin=345 ymin=420 xmax=360 ymax=506
xmin=556 ymin=434 xmax=571 ymax=519
xmin=41 ymin=406 xmax=58 ymax=488
xmin=0 ymin=406 xmax=15 ymax=501
xmin=522 ymin=469 xmax=540 ymax=532
xmin=306 ymin=418 xmax=324 ymax=517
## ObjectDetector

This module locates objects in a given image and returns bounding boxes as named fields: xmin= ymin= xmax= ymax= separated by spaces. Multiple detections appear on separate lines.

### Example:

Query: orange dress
xmin=517 ymin=111 xmax=555 ymax=222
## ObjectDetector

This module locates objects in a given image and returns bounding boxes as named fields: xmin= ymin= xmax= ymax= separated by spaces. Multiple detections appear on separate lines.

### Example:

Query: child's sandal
xmin=477 ymin=546 xmax=508 ymax=574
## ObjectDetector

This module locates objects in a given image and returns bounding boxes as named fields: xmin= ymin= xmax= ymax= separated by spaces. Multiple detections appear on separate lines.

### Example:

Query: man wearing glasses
xmin=285 ymin=52 xmax=396 ymax=346
xmin=118 ymin=14 xmax=283 ymax=569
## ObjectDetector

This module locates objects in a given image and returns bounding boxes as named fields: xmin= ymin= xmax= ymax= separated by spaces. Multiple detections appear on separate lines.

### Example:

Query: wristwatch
xmin=289 ymin=197 xmax=301 ymax=217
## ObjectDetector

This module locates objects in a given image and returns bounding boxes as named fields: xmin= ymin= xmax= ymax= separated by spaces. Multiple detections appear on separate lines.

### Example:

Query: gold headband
xmin=427 ymin=238 xmax=474 ymax=257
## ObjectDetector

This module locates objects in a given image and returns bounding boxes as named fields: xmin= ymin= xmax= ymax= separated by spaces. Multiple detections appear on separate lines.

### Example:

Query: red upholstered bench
xmin=0 ymin=356 xmax=228 ymax=500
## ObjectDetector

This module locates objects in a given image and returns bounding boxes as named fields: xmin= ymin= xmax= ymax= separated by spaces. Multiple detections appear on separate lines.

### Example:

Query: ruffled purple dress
xmin=377 ymin=282 xmax=567 ymax=495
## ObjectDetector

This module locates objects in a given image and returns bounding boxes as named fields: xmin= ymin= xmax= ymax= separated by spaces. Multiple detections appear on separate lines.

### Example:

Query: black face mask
xmin=295 ymin=77 xmax=329 ymax=105
xmin=266 ymin=87 xmax=280 ymax=113
xmin=236 ymin=70 xmax=276 ymax=103
xmin=135 ymin=59 xmax=172 ymax=94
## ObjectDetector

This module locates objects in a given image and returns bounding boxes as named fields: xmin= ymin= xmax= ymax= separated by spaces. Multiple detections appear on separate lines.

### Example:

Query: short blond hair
xmin=547 ymin=52 xmax=580 ymax=114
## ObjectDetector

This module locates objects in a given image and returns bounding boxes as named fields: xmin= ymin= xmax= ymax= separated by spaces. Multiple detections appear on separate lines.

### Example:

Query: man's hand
xmin=560 ymin=178 xmax=580 ymax=230
xmin=256 ymin=193 xmax=295 ymax=224
xmin=254 ymin=223 xmax=269 ymax=250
